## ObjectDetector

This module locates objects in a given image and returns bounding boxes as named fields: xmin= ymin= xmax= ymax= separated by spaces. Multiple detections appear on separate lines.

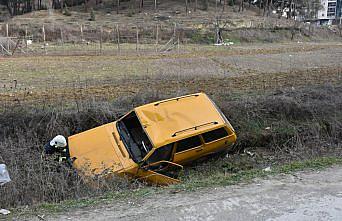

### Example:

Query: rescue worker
xmin=44 ymin=135 xmax=70 ymax=164
xmin=0 ymin=164 xmax=11 ymax=186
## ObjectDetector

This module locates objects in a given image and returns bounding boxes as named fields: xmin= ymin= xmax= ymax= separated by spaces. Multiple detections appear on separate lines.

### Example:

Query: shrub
xmin=63 ymin=6 xmax=72 ymax=16
xmin=89 ymin=8 xmax=96 ymax=21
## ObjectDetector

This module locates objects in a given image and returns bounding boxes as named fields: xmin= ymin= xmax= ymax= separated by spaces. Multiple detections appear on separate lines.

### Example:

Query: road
xmin=25 ymin=165 xmax=342 ymax=221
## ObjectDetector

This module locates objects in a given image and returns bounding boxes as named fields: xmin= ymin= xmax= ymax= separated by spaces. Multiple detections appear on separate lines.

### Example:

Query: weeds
xmin=0 ymin=85 xmax=341 ymax=208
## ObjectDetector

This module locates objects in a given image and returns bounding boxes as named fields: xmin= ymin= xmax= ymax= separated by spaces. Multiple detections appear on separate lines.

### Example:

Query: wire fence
xmin=0 ymin=17 xmax=317 ymax=56
xmin=0 ymin=22 xmax=191 ymax=56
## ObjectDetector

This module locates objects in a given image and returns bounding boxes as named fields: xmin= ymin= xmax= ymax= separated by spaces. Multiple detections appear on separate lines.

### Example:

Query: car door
xmin=136 ymin=161 xmax=183 ymax=185
xmin=135 ymin=143 xmax=183 ymax=185
xmin=173 ymin=135 xmax=204 ymax=164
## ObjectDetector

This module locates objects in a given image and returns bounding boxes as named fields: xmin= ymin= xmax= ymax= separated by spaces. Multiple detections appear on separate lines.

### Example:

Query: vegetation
xmin=63 ymin=5 xmax=72 ymax=16
xmin=0 ymin=83 xmax=341 ymax=208
xmin=8 ymin=156 xmax=342 ymax=217
xmin=89 ymin=8 xmax=95 ymax=21
xmin=0 ymin=0 xmax=324 ymax=20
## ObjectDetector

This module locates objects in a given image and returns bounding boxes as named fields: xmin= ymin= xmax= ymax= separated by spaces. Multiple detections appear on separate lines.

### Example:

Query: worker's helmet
xmin=50 ymin=135 xmax=67 ymax=148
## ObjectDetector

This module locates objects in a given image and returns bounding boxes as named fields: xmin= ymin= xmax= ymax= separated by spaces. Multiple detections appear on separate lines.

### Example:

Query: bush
xmin=202 ymin=0 xmax=209 ymax=10
xmin=63 ymin=6 xmax=72 ymax=16
xmin=89 ymin=8 xmax=95 ymax=21
xmin=187 ymin=30 xmax=214 ymax=44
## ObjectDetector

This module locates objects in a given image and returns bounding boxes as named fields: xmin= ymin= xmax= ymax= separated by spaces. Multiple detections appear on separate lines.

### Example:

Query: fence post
xmin=6 ymin=23 xmax=9 ymax=51
xmin=136 ymin=26 xmax=139 ymax=52
xmin=60 ymin=27 xmax=64 ymax=45
xmin=25 ymin=26 xmax=28 ymax=50
xmin=155 ymin=23 xmax=159 ymax=52
xmin=100 ymin=26 xmax=103 ymax=55
xmin=5 ymin=23 xmax=8 ymax=37
xmin=42 ymin=24 xmax=46 ymax=42
xmin=42 ymin=24 xmax=47 ymax=54
xmin=116 ymin=24 xmax=120 ymax=54
xmin=80 ymin=24 xmax=84 ymax=42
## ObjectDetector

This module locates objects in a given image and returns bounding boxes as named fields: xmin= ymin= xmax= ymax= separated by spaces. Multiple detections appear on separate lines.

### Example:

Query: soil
xmin=1 ymin=42 xmax=341 ymax=106
xmin=24 ymin=165 xmax=342 ymax=221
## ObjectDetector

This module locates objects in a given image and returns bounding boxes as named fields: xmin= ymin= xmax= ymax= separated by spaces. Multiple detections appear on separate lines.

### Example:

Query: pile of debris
xmin=0 ymin=164 xmax=11 ymax=216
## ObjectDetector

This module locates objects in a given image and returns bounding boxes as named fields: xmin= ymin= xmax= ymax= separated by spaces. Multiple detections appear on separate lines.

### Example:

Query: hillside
xmin=1 ymin=0 xmax=341 ymax=44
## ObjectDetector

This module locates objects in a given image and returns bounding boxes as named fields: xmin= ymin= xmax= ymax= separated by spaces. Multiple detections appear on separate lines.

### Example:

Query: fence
xmin=0 ymin=16 xmax=312 ymax=56
xmin=0 ymin=22 xmax=189 ymax=56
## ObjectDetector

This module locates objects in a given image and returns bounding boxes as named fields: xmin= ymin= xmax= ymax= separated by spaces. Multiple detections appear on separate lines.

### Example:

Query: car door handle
xmin=196 ymin=148 xmax=204 ymax=152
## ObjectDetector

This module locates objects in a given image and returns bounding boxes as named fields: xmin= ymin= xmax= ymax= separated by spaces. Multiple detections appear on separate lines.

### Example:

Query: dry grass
xmin=0 ymin=84 xmax=341 ymax=208
xmin=0 ymin=42 xmax=341 ymax=209
xmin=1 ymin=65 xmax=341 ymax=106
xmin=1 ymin=42 xmax=341 ymax=105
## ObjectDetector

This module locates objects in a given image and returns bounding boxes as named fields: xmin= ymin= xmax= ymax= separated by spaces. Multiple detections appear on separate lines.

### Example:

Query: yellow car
xmin=68 ymin=93 xmax=237 ymax=185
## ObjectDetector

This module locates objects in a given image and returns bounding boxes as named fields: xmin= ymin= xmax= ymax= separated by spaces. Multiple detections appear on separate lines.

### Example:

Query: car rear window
xmin=176 ymin=136 xmax=202 ymax=153
xmin=202 ymin=128 xmax=228 ymax=143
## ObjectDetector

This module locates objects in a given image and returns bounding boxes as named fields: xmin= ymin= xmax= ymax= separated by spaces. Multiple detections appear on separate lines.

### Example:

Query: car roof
xmin=134 ymin=92 xmax=226 ymax=148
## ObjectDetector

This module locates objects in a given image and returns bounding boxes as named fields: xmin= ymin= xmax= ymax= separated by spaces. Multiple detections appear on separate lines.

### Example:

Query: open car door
xmin=136 ymin=161 xmax=183 ymax=185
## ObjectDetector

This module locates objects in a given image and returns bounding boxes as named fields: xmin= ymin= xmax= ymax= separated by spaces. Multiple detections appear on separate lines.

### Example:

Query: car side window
xmin=146 ymin=143 xmax=174 ymax=165
xmin=176 ymin=136 xmax=202 ymax=153
xmin=202 ymin=127 xmax=229 ymax=143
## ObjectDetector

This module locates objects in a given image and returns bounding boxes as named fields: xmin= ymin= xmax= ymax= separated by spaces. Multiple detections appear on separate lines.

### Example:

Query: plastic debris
xmin=214 ymin=42 xmax=234 ymax=46
xmin=0 ymin=209 xmax=11 ymax=215
xmin=244 ymin=150 xmax=255 ymax=157
xmin=0 ymin=164 xmax=11 ymax=186
xmin=263 ymin=167 xmax=272 ymax=172
xmin=37 ymin=214 xmax=46 ymax=220
xmin=265 ymin=127 xmax=271 ymax=130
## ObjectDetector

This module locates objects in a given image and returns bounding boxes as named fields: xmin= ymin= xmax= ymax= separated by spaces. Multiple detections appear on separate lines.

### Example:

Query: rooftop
xmin=134 ymin=93 xmax=226 ymax=148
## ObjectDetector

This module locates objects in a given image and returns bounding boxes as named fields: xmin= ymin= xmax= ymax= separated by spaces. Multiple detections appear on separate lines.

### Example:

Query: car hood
xmin=68 ymin=123 xmax=125 ymax=176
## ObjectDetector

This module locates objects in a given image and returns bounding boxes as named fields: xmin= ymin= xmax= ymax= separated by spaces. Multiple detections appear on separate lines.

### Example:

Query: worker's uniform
xmin=44 ymin=135 xmax=72 ymax=166
xmin=44 ymin=142 xmax=70 ymax=163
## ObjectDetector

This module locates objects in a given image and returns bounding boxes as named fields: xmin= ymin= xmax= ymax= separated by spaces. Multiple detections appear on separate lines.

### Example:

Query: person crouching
xmin=44 ymin=135 xmax=70 ymax=164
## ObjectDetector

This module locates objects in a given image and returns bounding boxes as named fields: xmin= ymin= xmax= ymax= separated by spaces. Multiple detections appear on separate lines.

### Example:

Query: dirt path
xmin=25 ymin=165 xmax=342 ymax=221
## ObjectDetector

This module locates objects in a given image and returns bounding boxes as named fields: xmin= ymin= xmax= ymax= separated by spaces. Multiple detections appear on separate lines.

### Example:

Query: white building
xmin=318 ymin=0 xmax=338 ymax=24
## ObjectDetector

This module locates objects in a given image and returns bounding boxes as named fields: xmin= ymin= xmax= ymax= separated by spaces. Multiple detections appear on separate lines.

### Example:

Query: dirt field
xmin=1 ymin=42 xmax=341 ymax=105
xmin=24 ymin=165 xmax=342 ymax=221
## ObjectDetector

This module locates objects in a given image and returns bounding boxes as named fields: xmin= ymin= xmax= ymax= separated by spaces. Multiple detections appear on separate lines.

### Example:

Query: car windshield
xmin=116 ymin=112 xmax=153 ymax=163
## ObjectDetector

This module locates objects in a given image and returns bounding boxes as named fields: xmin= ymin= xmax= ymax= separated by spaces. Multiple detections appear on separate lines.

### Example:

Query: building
xmin=337 ymin=0 xmax=342 ymax=20
xmin=318 ymin=0 xmax=342 ymax=25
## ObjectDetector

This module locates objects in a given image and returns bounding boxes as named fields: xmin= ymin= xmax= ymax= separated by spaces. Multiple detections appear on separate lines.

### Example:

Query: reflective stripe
xmin=59 ymin=157 xmax=67 ymax=162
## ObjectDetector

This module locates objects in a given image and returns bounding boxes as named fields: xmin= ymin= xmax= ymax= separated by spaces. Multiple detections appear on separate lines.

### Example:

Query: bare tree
xmin=338 ymin=24 xmax=342 ymax=37
xmin=213 ymin=9 xmax=232 ymax=44
xmin=239 ymin=0 xmax=244 ymax=12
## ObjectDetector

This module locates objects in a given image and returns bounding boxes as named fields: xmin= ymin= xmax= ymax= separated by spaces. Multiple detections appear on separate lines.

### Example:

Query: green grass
xmin=174 ymin=157 xmax=342 ymax=191
xmin=11 ymin=156 xmax=342 ymax=217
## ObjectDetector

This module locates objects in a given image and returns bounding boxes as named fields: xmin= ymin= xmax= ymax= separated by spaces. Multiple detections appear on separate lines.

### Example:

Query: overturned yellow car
xmin=68 ymin=93 xmax=237 ymax=185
